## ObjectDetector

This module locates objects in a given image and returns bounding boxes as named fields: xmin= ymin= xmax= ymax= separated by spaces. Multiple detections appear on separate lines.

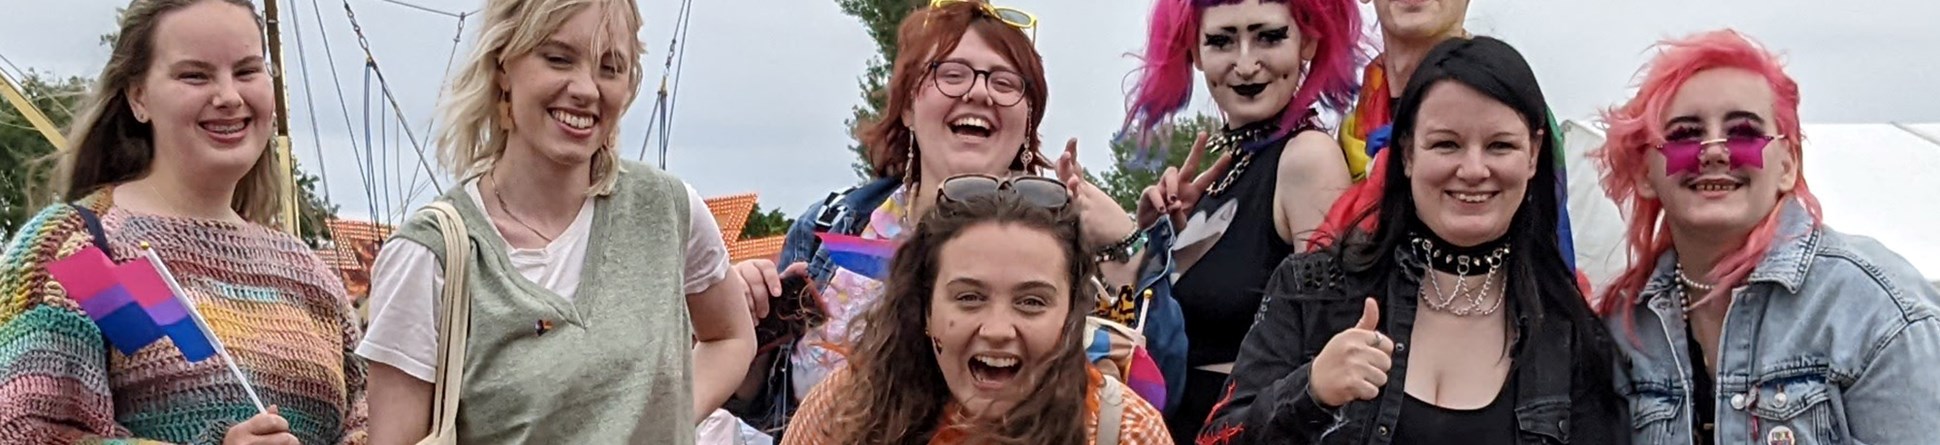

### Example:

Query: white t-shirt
xmin=356 ymin=181 xmax=731 ymax=381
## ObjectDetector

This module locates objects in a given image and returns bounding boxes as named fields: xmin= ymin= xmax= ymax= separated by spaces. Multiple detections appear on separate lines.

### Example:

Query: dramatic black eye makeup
xmin=1258 ymin=26 xmax=1290 ymax=44
xmin=1204 ymin=32 xmax=1234 ymax=49
xmin=1205 ymin=22 xmax=1290 ymax=50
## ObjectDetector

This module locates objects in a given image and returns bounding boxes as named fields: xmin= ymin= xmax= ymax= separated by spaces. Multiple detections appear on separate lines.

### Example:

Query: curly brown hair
xmin=824 ymin=193 xmax=1098 ymax=445
xmin=860 ymin=0 xmax=1052 ymax=182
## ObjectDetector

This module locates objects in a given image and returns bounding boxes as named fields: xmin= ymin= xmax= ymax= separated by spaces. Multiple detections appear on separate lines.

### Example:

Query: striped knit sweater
xmin=0 ymin=190 xmax=368 ymax=445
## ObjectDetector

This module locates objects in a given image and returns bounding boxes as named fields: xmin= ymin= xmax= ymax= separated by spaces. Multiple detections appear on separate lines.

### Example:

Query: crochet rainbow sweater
xmin=0 ymin=192 xmax=367 ymax=444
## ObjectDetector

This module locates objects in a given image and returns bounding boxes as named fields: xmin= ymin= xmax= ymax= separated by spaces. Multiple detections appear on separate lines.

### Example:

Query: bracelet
xmin=1092 ymin=227 xmax=1144 ymax=264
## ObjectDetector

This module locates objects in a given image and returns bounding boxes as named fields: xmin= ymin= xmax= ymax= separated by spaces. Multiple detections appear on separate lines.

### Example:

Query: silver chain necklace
xmin=1411 ymin=237 xmax=1510 ymax=316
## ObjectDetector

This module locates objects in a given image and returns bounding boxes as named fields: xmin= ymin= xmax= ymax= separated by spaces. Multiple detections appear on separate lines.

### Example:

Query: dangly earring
xmin=903 ymin=132 xmax=918 ymax=186
xmin=904 ymin=130 xmax=923 ymax=204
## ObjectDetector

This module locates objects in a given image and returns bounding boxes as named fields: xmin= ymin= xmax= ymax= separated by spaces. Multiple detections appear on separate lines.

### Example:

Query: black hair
xmin=1333 ymin=35 xmax=1622 ymax=425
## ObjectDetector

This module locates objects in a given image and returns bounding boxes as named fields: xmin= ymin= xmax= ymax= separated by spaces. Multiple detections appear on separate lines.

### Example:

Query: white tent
xmin=1561 ymin=120 xmax=1940 ymax=292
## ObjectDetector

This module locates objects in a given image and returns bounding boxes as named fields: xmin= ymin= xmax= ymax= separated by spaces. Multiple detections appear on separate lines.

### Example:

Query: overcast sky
xmin=4 ymin=0 xmax=1937 ymax=224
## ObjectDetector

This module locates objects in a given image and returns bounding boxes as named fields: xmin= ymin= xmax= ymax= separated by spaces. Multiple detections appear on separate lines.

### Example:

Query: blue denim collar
xmin=1636 ymin=198 xmax=1821 ymax=308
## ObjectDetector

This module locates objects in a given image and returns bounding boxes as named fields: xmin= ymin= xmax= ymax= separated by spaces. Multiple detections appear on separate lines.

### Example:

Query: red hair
xmin=862 ymin=1 xmax=1051 ymax=180
xmin=1592 ymin=29 xmax=1821 ymax=322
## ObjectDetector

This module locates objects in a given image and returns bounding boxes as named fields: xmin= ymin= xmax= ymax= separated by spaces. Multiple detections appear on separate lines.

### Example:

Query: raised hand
xmin=731 ymin=259 xmax=809 ymax=323
xmin=1307 ymin=298 xmax=1395 ymax=407
xmin=1057 ymin=138 xmax=1139 ymax=250
xmin=1135 ymin=132 xmax=1234 ymax=229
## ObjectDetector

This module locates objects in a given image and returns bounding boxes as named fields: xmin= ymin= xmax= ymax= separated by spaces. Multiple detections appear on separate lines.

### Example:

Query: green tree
xmin=836 ymin=0 xmax=922 ymax=181
xmin=739 ymin=202 xmax=793 ymax=240
xmin=1096 ymin=114 xmax=1224 ymax=211
xmin=293 ymin=162 xmax=337 ymax=248
xmin=0 ymin=71 xmax=87 ymax=240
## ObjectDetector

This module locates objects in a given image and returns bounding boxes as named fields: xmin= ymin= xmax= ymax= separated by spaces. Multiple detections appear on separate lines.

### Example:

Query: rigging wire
xmin=369 ymin=0 xmax=464 ymax=19
xmin=636 ymin=0 xmax=696 ymax=167
xmin=342 ymin=0 xmax=444 ymax=192
xmin=305 ymin=0 xmax=380 ymax=222
xmin=285 ymin=0 xmax=334 ymax=204
xmin=398 ymin=12 xmax=470 ymax=219
xmin=361 ymin=62 xmax=381 ymax=226
xmin=661 ymin=0 xmax=697 ymax=162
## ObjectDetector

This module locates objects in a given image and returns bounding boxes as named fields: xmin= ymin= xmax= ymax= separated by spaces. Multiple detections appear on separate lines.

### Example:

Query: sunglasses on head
xmin=925 ymin=0 xmax=1038 ymax=40
xmin=937 ymin=174 xmax=1069 ymax=211
xmin=1656 ymin=134 xmax=1784 ymax=175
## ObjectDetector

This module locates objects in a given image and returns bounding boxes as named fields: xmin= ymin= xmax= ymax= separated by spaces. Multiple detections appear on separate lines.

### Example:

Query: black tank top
xmin=1394 ymin=376 xmax=1519 ymax=444
xmin=1171 ymin=115 xmax=1319 ymax=367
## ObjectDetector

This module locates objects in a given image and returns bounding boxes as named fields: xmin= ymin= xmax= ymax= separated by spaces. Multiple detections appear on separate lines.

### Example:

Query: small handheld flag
xmin=116 ymin=250 xmax=215 ymax=361
xmin=44 ymin=246 xmax=163 ymax=356
xmin=814 ymin=233 xmax=896 ymax=280
xmin=138 ymin=244 xmax=265 ymax=413
xmin=44 ymin=242 xmax=267 ymax=413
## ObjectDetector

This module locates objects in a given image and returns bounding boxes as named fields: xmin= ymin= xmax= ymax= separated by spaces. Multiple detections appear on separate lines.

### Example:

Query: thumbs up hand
xmin=1308 ymin=298 xmax=1395 ymax=408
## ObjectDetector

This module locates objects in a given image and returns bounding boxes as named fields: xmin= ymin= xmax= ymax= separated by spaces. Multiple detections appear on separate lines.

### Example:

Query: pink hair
xmin=1592 ymin=29 xmax=1822 ymax=324
xmin=1123 ymin=0 xmax=1364 ymax=140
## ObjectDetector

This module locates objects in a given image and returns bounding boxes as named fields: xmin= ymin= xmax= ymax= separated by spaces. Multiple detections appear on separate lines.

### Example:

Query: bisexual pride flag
xmin=46 ymin=243 xmax=266 ymax=412
xmin=815 ymin=233 xmax=897 ymax=281
xmin=45 ymin=244 xmax=218 ymax=361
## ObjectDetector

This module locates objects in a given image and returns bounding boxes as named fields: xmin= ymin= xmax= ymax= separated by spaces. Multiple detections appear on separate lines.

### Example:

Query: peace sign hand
xmin=1134 ymin=132 xmax=1234 ymax=229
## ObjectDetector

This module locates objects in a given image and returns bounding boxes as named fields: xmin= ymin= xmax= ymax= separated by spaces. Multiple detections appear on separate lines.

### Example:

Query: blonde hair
xmin=41 ymin=0 xmax=282 ymax=224
xmin=435 ymin=0 xmax=644 ymax=195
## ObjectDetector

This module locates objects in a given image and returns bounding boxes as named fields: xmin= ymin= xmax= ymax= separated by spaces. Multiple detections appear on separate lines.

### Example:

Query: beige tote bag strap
xmin=417 ymin=201 xmax=471 ymax=445
xmin=1098 ymin=375 xmax=1126 ymax=445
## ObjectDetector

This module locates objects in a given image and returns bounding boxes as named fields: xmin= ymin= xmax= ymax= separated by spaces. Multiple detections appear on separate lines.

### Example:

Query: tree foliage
xmin=836 ymin=0 xmax=922 ymax=182
xmin=740 ymin=202 xmax=793 ymax=240
xmin=1096 ymin=114 xmax=1225 ymax=211
xmin=0 ymin=71 xmax=86 ymax=240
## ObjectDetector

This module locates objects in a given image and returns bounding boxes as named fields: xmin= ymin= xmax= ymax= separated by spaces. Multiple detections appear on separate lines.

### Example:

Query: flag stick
xmin=138 ymin=243 xmax=268 ymax=414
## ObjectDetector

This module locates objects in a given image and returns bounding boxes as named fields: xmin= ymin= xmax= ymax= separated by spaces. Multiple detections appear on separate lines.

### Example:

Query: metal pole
xmin=0 ymin=70 xmax=68 ymax=149
xmin=264 ymin=0 xmax=301 ymax=235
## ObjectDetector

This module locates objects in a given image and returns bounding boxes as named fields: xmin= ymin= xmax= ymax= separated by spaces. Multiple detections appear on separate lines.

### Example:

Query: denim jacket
xmin=779 ymin=178 xmax=902 ymax=284
xmin=731 ymin=178 xmax=901 ymax=434
xmin=776 ymin=177 xmax=901 ymax=380
xmin=1610 ymin=199 xmax=1940 ymax=445
xmin=1201 ymin=249 xmax=1628 ymax=445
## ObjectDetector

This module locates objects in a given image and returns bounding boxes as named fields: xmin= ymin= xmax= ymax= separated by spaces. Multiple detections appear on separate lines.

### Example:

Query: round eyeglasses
xmin=928 ymin=60 xmax=1028 ymax=107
